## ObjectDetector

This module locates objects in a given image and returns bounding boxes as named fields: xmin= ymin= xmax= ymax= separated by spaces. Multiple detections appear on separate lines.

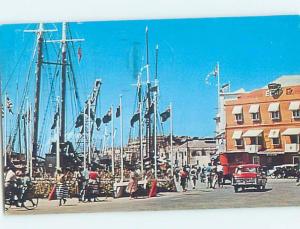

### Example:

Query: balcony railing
xmin=285 ymin=143 xmax=300 ymax=153
xmin=245 ymin=144 xmax=261 ymax=153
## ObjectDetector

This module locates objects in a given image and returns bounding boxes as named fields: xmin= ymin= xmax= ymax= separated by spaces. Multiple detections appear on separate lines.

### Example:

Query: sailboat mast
xmin=145 ymin=26 xmax=152 ymax=158
xmin=0 ymin=80 xmax=3 ymax=168
xmin=138 ymin=73 xmax=143 ymax=173
xmin=60 ymin=22 xmax=67 ymax=144
xmin=154 ymin=44 xmax=158 ymax=179
xmin=32 ymin=23 xmax=44 ymax=159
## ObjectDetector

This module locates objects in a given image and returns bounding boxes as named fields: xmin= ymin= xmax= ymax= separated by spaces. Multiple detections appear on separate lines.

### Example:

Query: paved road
xmin=6 ymin=179 xmax=300 ymax=215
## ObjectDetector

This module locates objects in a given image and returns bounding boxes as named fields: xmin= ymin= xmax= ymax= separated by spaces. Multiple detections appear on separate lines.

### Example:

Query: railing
xmin=285 ymin=143 xmax=300 ymax=153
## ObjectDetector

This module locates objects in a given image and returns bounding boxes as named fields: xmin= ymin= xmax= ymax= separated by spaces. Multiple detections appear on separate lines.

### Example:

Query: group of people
xmin=4 ymin=166 xmax=34 ymax=207
xmin=175 ymin=162 xmax=224 ymax=192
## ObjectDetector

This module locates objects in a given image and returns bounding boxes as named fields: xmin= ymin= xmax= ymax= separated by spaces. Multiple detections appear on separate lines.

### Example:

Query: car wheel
xmin=234 ymin=186 xmax=239 ymax=193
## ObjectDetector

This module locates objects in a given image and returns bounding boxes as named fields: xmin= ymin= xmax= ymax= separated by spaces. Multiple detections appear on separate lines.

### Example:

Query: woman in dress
xmin=55 ymin=169 xmax=69 ymax=206
xmin=126 ymin=169 xmax=138 ymax=199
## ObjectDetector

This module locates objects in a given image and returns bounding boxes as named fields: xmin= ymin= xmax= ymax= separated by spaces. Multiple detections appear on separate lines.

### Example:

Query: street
xmin=6 ymin=178 xmax=300 ymax=215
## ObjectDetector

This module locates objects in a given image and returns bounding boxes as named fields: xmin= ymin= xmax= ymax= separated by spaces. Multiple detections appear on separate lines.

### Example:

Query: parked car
xmin=270 ymin=164 xmax=299 ymax=179
xmin=232 ymin=164 xmax=267 ymax=193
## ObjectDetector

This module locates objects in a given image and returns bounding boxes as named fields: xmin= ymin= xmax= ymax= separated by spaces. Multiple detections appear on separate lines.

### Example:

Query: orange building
xmin=221 ymin=75 xmax=300 ymax=172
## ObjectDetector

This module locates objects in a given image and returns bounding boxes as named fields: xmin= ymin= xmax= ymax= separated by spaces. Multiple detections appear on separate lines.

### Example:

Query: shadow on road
xmin=236 ymin=188 xmax=273 ymax=193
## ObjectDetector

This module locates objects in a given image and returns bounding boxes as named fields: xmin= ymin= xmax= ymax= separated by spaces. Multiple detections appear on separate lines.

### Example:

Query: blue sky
xmin=0 ymin=15 xmax=300 ymax=154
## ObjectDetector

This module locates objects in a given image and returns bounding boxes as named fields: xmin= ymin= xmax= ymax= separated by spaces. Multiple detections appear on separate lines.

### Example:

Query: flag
xmin=144 ymin=102 xmax=154 ymax=118
xmin=78 ymin=46 xmax=82 ymax=62
xmin=102 ymin=109 xmax=112 ymax=124
xmin=6 ymin=96 xmax=13 ymax=114
xmin=220 ymin=83 xmax=229 ymax=93
xmin=150 ymin=85 xmax=158 ymax=92
xmin=160 ymin=108 xmax=170 ymax=122
xmin=51 ymin=111 xmax=59 ymax=129
xmin=205 ymin=63 xmax=219 ymax=85
xmin=116 ymin=106 xmax=120 ymax=118
xmin=75 ymin=113 xmax=84 ymax=128
xmin=130 ymin=112 xmax=140 ymax=127
xmin=96 ymin=118 xmax=101 ymax=130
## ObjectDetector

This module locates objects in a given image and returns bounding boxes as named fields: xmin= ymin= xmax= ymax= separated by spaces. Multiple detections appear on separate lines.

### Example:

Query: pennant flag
xmin=78 ymin=46 xmax=82 ymax=62
xmin=6 ymin=96 xmax=13 ymax=114
xmin=150 ymin=85 xmax=158 ymax=93
xmin=51 ymin=111 xmax=59 ymax=129
xmin=144 ymin=102 xmax=154 ymax=118
xmin=116 ymin=106 xmax=120 ymax=118
xmin=75 ymin=113 xmax=84 ymax=128
xmin=205 ymin=63 xmax=219 ymax=85
xmin=160 ymin=108 xmax=170 ymax=122
xmin=96 ymin=118 xmax=101 ymax=130
xmin=220 ymin=83 xmax=229 ymax=93
xmin=102 ymin=109 xmax=112 ymax=124
xmin=130 ymin=112 xmax=140 ymax=127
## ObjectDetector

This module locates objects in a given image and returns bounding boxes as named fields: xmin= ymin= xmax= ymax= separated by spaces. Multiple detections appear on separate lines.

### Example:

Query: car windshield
xmin=236 ymin=167 xmax=257 ymax=173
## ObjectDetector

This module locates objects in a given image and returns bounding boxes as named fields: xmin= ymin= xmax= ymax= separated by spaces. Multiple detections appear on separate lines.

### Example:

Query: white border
xmin=1 ymin=0 xmax=300 ymax=228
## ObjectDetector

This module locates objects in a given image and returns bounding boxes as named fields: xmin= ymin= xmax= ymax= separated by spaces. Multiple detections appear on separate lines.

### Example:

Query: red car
xmin=232 ymin=164 xmax=267 ymax=193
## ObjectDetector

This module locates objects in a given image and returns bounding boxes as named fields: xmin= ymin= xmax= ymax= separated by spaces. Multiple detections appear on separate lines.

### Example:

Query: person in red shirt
xmin=179 ymin=167 xmax=188 ymax=192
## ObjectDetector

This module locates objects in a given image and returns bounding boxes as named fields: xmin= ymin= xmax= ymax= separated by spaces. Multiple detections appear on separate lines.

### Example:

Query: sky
xmin=0 ymin=15 xmax=300 ymax=155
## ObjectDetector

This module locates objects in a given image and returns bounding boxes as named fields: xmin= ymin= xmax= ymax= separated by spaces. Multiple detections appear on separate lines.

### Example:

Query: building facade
xmin=223 ymin=75 xmax=300 ymax=169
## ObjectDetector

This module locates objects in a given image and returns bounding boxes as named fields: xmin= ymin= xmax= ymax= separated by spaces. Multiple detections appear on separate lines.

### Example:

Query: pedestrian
xmin=179 ymin=167 xmax=188 ymax=192
xmin=190 ymin=166 xmax=197 ymax=189
xmin=205 ymin=163 xmax=212 ymax=188
xmin=126 ymin=168 xmax=138 ymax=199
xmin=55 ymin=168 xmax=70 ymax=206
xmin=216 ymin=162 xmax=224 ymax=187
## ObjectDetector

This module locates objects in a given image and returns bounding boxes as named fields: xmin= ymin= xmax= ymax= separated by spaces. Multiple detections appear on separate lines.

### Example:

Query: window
xmin=272 ymin=137 xmax=280 ymax=146
xmin=249 ymin=104 xmax=260 ymax=121
xmin=250 ymin=137 xmax=258 ymax=145
xmin=292 ymin=110 xmax=300 ymax=119
xmin=201 ymin=149 xmax=206 ymax=156
xmin=235 ymin=139 xmax=243 ymax=147
xmin=293 ymin=156 xmax=299 ymax=165
xmin=271 ymin=111 xmax=280 ymax=120
xmin=235 ymin=113 xmax=243 ymax=122
xmin=250 ymin=137 xmax=262 ymax=145
xmin=290 ymin=135 xmax=299 ymax=144
xmin=251 ymin=112 xmax=260 ymax=121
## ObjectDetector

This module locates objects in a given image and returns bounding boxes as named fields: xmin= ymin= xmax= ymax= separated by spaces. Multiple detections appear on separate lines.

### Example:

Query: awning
xmin=268 ymin=102 xmax=280 ymax=112
xmin=268 ymin=129 xmax=280 ymax=138
xmin=289 ymin=101 xmax=300 ymax=111
xmin=243 ymin=129 xmax=263 ymax=137
xmin=249 ymin=104 xmax=260 ymax=113
xmin=257 ymin=151 xmax=284 ymax=155
xmin=232 ymin=130 xmax=243 ymax=139
xmin=232 ymin=105 xmax=243 ymax=114
xmin=282 ymin=128 xmax=300 ymax=136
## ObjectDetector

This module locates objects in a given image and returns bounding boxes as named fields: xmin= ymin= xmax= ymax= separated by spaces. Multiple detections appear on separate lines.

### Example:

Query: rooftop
xmin=262 ymin=75 xmax=300 ymax=89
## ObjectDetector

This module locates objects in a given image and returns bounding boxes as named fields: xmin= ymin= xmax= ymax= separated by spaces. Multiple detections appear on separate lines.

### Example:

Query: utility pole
xmin=111 ymin=106 xmax=115 ymax=176
xmin=170 ymin=103 xmax=174 ymax=176
xmin=120 ymin=95 xmax=124 ymax=181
